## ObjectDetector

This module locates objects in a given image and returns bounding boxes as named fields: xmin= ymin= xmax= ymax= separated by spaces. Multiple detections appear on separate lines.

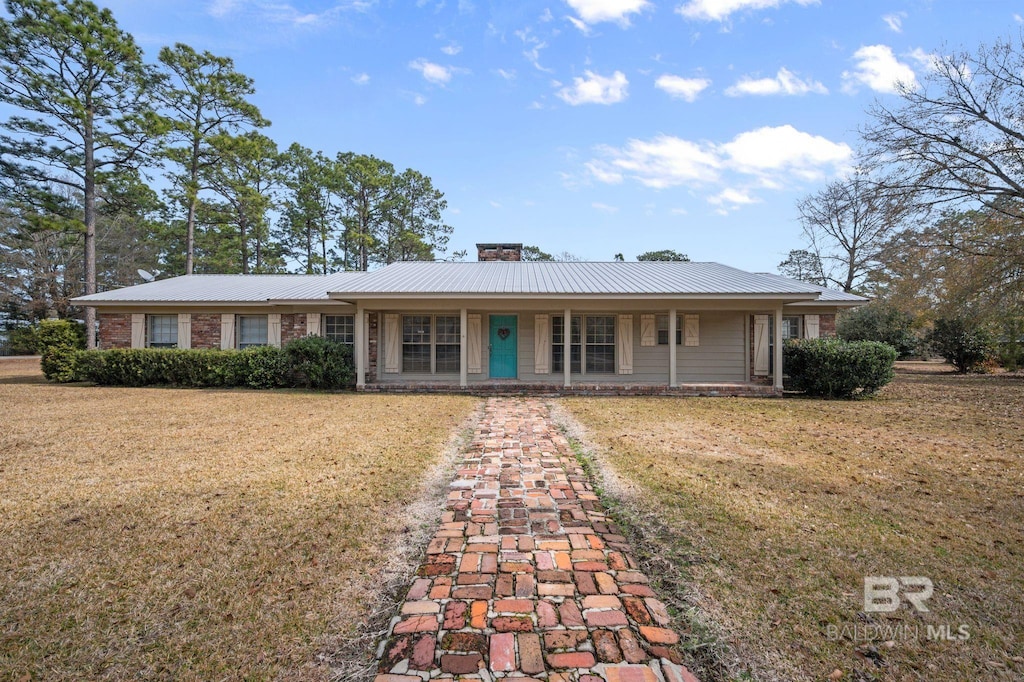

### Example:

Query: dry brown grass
xmin=561 ymin=369 xmax=1024 ymax=682
xmin=0 ymin=358 xmax=479 ymax=681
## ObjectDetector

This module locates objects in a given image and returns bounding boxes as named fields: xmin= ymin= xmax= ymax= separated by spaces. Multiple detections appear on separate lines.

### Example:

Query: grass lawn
xmin=0 ymin=358 xmax=478 ymax=681
xmin=562 ymin=368 xmax=1024 ymax=682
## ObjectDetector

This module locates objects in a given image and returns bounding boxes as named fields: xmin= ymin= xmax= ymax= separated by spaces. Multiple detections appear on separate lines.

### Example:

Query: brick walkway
xmin=374 ymin=398 xmax=699 ymax=682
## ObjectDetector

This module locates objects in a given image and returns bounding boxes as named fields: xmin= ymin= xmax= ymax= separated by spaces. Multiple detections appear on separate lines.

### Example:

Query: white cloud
xmin=441 ymin=42 xmax=462 ymax=55
xmin=496 ymin=68 xmax=517 ymax=80
xmin=207 ymin=0 xmax=375 ymax=26
xmin=725 ymin=67 xmax=826 ymax=96
xmin=592 ymin=202 xmax=619 ymax=212
xmin=906 ymin=47 xmax=940 ymax=72
xmin=208 ymin=0 xmax=239 ymax=18
xmin=516 ymin=28 xmax=553 ymax=73
xmin=565 ymin=0 xmax=651 ymax=25
xmin=670 ymin=207 xmax=689 ymax=215
xmin=567 ymin=16 xmax=593 ymax=34
xmin=841 ymin=44 xmax=917 ymax=94
xmin=1016 ymin=13 xmax=1023 ymax=23
xmin=489 ymin=200 xmax=502 ymax=208
xmin=586 ymin=125 xmax=851 ymax=198
xmin=557 ymin=70 xmax=629 ymax=105
xmin=882 ymin=11 xmax=905 ymax=32
xmin=720 ymin=124 xmax=852 ymax=180
xmin=409 ymin=58 xmax=459 ymax=85
xmin=413 ymin=93 xmax=427 ymax=106
xmin=655 ymin=74 xmax=712 ymax=102
xmin=351 ymin=72 xmax=370 ymax=85
xmin=677 ymin=0 xmax=818 ymax=22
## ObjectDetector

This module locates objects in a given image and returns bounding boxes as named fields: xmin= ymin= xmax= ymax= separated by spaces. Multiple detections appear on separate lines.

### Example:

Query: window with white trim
xmin=237 ymin=315 xmax=268 ymax=348
xmin=324 ymin=315 xmax=354 ymax=344
xmin=400 ymin=314 xmax=460 ymax=374
xmin=655 ymin=315 xmax=683 ymax=345
xmin=434 ymin=315 xmax=461 ymax=373
xmin=782 ymin=316 xmax=802 ymax=340
xmin=552 ymin=315 xmax=615 ymax=374
xmin=147 ymin=315 xmax=177 ymax=348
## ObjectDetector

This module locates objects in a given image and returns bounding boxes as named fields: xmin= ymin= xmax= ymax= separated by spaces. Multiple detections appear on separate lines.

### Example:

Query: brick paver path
xmin=374 ymin=398 xmax=699 ymax=682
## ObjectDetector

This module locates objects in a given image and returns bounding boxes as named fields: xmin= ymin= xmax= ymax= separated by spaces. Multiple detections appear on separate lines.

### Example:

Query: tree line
xmin=780 ymin=34 xmax=1024 ymax=366
xmin=0 ymin=0 xmax=455 ymax=346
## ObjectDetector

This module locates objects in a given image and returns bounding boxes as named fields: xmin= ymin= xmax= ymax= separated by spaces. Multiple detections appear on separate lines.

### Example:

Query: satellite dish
xmin=137 ymin=269 xmax=161 ymax=282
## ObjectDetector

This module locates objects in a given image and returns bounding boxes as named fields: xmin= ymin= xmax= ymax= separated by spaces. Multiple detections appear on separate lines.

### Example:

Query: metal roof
xmin=71 ymin=262 xmax=868 ymax=304
xmin=327 ymin=261 xmax=853 ymax=297
xmin=73 ymin=272 xmax=367 ymax=303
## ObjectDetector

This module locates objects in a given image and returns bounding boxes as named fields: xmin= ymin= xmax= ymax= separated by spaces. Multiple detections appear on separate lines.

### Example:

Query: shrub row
xmin=44 ymin=335 xmax=354 ymax=390
xmin=784 ymin=338 xmax=897 ymax=399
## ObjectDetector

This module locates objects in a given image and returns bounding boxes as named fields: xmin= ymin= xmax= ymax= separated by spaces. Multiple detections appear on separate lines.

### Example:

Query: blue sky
xmin=104 ymin=0 xmax=1016 ymax=271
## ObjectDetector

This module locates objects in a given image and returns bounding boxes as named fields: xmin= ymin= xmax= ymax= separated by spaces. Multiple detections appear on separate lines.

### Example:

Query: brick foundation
xmin=191 ymin=314 xmax=221 ymax=349
xmin=99 ymin=313 xmax=131 ymax=349
xmin=281 ymin=313 xmax=306 ymax=345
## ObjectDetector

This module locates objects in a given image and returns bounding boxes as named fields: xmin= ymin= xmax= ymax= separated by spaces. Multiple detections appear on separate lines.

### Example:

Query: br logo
xmin=863 ymin=576 xmax=934 ymax=612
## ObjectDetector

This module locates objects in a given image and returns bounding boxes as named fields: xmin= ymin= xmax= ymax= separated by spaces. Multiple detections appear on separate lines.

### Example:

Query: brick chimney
xmin=476 ymin=243 xmax=523 ymax=262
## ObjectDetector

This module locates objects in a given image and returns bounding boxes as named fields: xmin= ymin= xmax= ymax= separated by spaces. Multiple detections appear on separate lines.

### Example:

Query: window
xmin=238 ymin=315 xmax=268 ymax=348
xmin=324 ymin=315 xmax=354 ymax=344
xmin=655 ymin=315 xmax=683 ymax=345
xmin=552 ymin=315 xmax=581 ymax=373
xmin=402 ymin=315 xmax=432 ymax=373
xmin=586 ymin=315 xmax=615 ymax=373
xmin=147 ymin=315 xmax=177 ymax=348
xmin=782 ymin=316 xmax=802 ymax=340
xmin=434 ymin=315 xmax=461 ymax=373
xmin=552 ymin=315 xmax=614 ymax=374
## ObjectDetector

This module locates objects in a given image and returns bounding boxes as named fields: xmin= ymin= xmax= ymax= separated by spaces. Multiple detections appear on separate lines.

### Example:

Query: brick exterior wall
xmin=191 ymin=314 xmax=221 ymax=349
xmin=281 ymin=313 xmax=306 ymax=345
xmin=820 ymin=313 xmax=836 ymax=337
xmin=477 ymin=243 xmax=523 ymax=261
xmin=99 ymin=313 xmax=132 ymax=349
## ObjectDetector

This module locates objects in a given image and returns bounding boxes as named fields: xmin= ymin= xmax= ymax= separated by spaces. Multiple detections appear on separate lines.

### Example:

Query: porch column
xmin=563 ymin=308 xmax=571 ymax=388
xmin=355 ymin=304 xmax=365 ymax=388
xmin=669 ymin=308 xmax=678 ymax=388
xmin=460 ymin=308 xmax=468 ymax=388
xmin=773 ymin=305 xmax=784 ymax=390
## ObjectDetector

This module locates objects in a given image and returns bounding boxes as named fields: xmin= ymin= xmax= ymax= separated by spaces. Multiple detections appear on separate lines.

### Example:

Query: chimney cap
xmin=476 ymin=243 xmax=523 ymax=250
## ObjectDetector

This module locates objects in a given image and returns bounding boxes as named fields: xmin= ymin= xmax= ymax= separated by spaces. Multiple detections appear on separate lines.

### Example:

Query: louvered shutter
xmin=306 ymin=312 xmax=321 ymax=337
xmin=684 ymin=314 xmax=700 ymax=347
xmin=177 ymin=314 xmax=191 ymax=350
xmin=618 ymin=314 xmax=633 ymax=375
xmin=640 ymin=314 xmax=656 ymax=347
xmin=804 ymin=314 xmax=820 ymax=339
xmin=467 ymin=314 xmax=482 ymax=373
xmin=131 ymin=314 xmax=145 ymax=349
xmin=221 ymin=314 xmax=235 ymax=350
xmin=534 ymin=314 xmax=550 ymax=374
xmin=753 ymin=314 xmax=769 ymax=376
xmin=384 ymin=314 xmax=400 ymax=373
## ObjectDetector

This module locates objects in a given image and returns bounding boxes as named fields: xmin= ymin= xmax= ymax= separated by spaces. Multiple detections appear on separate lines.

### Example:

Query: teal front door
xmin=489 ymin=315 xmax=518 ymax=378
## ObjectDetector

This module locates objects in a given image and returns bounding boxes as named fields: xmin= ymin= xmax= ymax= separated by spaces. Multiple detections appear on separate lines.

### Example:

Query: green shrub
xmin=837 ymin=303 xmax=920 ymax=359
xmin=41 ymin=346 xmax=85 ymax=383
xmin=284 ymin=335 xmax=354 ymax=389
xmin=927 ymin=317 xmax=995 ymax=374
xmin=38 ymin=319 xmax=88 ymax=381
xmin=784 ymin=338 xmax=897 ymax=399
xmin=6 ymin=325 xmax=39 ymax=355
xmin=226 ymin=346 xmax=289 ymax=389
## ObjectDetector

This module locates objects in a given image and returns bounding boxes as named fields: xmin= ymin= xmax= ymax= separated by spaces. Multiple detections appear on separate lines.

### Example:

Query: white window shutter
xmin=467 ymin=314 xmax=482 ymax=374
xmin=177 ymin=314 xmax=191 ymax=350
xmin=618 ymin=314 xmax=633 ymax=375
xmin=268 ymin=313 xmax=282 ymax=347
xmin=754 ymin=314 xmax=769 ymax=376
xmin=640 ymin=314 xmax=656 ymax=347
xmin=131 ymin=314 xmax=145 ymax=349
xmin=384 ymin=314 xmax=400 ymax=373
xmin=534 ymin=314 xmax=550 ymax=374
xmin=306 ymin=312 xmax=321 ymax=337
xmin=684 ymin=314 xmax=700 ymax=347
xmin=221 ymin=314 xmax=235 ymax=350
xmin=804 ymin=314 xmax=820 ymax=339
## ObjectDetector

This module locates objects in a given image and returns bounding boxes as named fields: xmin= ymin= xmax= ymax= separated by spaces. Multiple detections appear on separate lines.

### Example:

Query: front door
xmin=489 ymin=315 xmax=518 ymax=378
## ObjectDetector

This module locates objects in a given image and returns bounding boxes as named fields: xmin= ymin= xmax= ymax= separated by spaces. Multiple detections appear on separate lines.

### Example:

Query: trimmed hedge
xmin=284 ymin=335 xmax=354 ymax=389
xmin=44 ymin=337 xmax=354 ymax=390
xmin=784 ymin=338 xmax=897 ymax=399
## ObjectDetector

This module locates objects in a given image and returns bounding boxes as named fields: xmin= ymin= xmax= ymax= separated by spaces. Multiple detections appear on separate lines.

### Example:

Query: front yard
xmin=562 ymin=368 xmax=1024 ymax=681
xmin=0 ymin=358 xmax=478 ymax=680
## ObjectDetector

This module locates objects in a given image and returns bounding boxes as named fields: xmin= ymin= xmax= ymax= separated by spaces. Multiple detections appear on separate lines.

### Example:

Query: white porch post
xmin=669 ymin=308 xmax=678 ymax=388
xmin=563 ymin=308 xmax=571 ymax=388
xmin=460 ymin=308 xmax=468 ymax=388
xmin=773 ymin=305 xmax=784 ymax=391
xmin=355 ymin=304 xmax=365 ymax=388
